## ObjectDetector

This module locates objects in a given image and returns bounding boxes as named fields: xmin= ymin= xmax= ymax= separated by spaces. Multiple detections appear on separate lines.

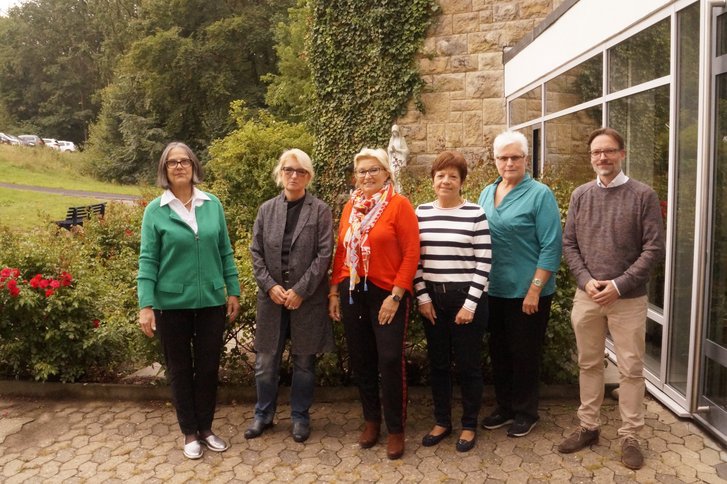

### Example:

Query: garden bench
xmin=55 ymin=202 xmax=106 ymax=229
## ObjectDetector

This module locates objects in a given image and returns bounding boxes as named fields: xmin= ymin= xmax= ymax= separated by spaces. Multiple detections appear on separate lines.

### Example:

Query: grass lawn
xmin=0 ymin=145 xmax=147 ymax=229
xmin=0 ymin=188 xmax=109 ymax=230
xmin=0 ymin=145 xmax=142 ymax=195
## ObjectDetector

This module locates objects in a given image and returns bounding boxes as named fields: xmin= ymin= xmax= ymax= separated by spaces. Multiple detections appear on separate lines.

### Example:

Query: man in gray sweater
xmin=558 ymin=127 xmax=665 ymax=470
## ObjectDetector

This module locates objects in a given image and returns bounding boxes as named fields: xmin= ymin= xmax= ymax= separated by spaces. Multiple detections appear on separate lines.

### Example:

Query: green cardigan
xmin=137 ymin=192 xmax=240 ymax=310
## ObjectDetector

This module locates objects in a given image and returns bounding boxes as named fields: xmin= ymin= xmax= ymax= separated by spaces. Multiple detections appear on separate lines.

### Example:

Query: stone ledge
xmin=0 ymin=380 xmax=581 ymax=404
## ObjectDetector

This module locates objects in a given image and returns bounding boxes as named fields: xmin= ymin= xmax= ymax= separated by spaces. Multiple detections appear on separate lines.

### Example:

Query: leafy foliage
xmin=0 ymin=202 xmax=154 ymax=382
xmin=206 ymin=101 xmax=314 ymax=241
xmin=88 ymin=1 xmax=290 ymax=183
xmin=0 ymin=0 xmax=142 ymax=142
xmin=263 ymin=0 xmax=314 ymax=123
xmin=308 ymin=0 xmax=437 ymax=207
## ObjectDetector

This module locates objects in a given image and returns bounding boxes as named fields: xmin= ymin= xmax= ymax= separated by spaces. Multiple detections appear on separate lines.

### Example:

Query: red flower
xmin=0 ymin=268 xmax=10 ymax=279
xmin=7 ymin=279 xmax=18 ymax=290
xmin=49 ymin=280 xmax=61 ymax=289
xmin=9 ymin=286 xmax=19 ymax=297
xmin=60 ymin=272 xmax=72 ymax=287
xmin=29 ymin=274 xmax=43 ymax=288
xmin=45 ymin=289 xmax=54 ymax=297
xmin=92 ymin=319 xmax=100 ymax=328
xmin=39 ymin=279 xmax=50 ymax=289
xmin=124 ymin=229 xmax=133 ymax=237
xmin=10 ymin=268 xmax=19 ymax=278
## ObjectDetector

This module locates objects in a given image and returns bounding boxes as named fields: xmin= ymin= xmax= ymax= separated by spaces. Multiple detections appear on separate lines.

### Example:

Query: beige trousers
xmin=571 ymin=289 xmax=647 ymax=437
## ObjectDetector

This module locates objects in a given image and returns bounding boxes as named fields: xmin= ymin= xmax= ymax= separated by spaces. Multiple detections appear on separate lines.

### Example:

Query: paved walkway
xmin=0 ymin=393 xmax=725 ymax=483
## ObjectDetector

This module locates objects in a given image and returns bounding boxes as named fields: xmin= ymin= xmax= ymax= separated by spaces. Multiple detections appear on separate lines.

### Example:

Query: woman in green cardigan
xmin=138 ymin=142 xmax=240 ymax=460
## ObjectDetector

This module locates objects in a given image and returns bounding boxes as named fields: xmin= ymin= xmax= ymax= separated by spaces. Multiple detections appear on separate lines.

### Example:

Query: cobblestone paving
xmin=0 ymin=393 xmax=725 ymax=483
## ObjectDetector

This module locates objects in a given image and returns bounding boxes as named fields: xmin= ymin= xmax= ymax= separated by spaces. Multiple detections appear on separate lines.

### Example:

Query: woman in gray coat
xmin=247 ymin=148 xmax=335 ymax=443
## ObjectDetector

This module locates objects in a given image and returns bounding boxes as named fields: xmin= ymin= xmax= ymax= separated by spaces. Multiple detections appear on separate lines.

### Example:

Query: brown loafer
xmin=358 ymin=421 xmax=380 ymax=449
xmin=386 ymin=432 xmax=405 ymax=460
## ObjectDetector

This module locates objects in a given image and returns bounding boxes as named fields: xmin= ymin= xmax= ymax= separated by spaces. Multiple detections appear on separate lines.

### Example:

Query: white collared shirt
xmin=160 ymin=187 xmax=211 ymax=234
xmin=596 ymin=170 xmax=629 ymax=188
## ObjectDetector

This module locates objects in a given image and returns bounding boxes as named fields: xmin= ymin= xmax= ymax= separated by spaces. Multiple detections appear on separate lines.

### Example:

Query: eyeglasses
xmin=589 ymin=148 xmax=621 ymax=158
xmin=355 ymin=167 xmax=383 ymax=178
xmin=495 ymin=155 xmax=526 ymax=163
xmin=281 ymin=166 xmax=309 ymax=177
xmin=166 ymin=158 xmax=192 ymax=169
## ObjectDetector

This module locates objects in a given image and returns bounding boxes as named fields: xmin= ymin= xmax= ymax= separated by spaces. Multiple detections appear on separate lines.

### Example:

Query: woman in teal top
xmin=138 ymin=142 xmax=240 ymax=460
xmin=477 ymin=131 xmax=562 ymax=439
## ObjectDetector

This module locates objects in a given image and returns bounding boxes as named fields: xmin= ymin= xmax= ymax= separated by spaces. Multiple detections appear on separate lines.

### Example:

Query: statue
xmin=387 ymin=124 xmax=409 ymax=192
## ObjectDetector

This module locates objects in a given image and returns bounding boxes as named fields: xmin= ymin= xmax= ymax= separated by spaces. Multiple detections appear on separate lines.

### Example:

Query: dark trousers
xmin=424 ymin=282 xmax=487 ymax=430
xmin=488 ymin=294 xmax=552 ymax=421
xmin=155 ymin=305 xmax=226 ymax=435
xmin=341 ymin=281 xmax=409 ymax=434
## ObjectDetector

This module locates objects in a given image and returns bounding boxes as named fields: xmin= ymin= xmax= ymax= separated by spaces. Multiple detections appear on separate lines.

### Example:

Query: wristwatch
xmin=531 ymin=278 xmax=543 ymax=288
xmin=391 ymin=294 xmax=402 ymax=302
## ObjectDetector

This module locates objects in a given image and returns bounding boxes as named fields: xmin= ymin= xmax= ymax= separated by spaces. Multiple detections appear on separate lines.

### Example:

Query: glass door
xmin=699 ymin=4 xmax=727 ymax=439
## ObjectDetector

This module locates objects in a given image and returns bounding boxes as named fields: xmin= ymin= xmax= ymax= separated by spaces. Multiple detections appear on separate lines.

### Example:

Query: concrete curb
xmin=0 ymin=380 xmax=581 ymax=403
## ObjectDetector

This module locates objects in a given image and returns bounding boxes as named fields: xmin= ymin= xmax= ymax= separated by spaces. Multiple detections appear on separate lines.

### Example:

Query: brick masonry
xmin=398 ymin=0 xmax=566 ymax=169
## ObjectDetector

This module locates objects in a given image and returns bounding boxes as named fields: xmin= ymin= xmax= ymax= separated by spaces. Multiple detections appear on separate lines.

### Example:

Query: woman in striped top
xmin=414 ymin=151 xmax=491 ymax=453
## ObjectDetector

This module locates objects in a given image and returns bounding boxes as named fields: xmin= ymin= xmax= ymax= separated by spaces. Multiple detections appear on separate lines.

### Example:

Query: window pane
xmin=509 ymin=85 xmax=542 ymax=126
xmin=546 ymin=54 xmax=603 ymax=114
xmin=608 ymin=17 xmax=670 ymax=93
xmin=718 ymin=12 xmax=727 ymax=57
xmin=708 ymin=73 xmax=727 ymax=346
xmin=645 ymin=318 xmax=663 ymax=374
xmin=668 ymin=1 xmax=700 ymax=395
xmin=544 ymin=107 xmax=602 ymax=185
xmin=608 ymin=85 xmax=669 ymax=310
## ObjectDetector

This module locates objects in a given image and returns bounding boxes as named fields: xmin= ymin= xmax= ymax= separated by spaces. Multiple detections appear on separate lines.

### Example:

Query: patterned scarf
xmin=344 ymin=181 xmax=395 ymax=302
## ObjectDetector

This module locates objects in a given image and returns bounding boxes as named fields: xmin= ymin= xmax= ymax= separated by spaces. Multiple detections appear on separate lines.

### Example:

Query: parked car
xmin=0 ymin=133 xmax=21 ymax=145
xmin=18 ymin=135 xmax=45 ymax=147
xmin=58 ymin=140 xmax=78 ymax=152
xmin=42 ymin=138 xmax=60 ymax=150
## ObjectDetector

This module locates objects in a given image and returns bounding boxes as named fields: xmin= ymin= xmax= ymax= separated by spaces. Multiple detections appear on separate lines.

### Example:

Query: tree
xmin=88 ymin=0 xmax=292 ymax=183
xmin=263 ymin=0 xmax=314 ymax=123
xmin=0 ymin=0 xmax=142 ymax=141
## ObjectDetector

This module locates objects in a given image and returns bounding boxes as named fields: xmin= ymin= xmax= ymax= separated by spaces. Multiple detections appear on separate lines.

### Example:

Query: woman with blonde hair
xmin=328 ymin=148 xmax=419 ymax=460
xmin=247 ymin=148 xmax=334 ymax=443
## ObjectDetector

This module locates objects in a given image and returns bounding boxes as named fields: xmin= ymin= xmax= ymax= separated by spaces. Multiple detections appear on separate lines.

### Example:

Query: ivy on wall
xmin=308 ymin=0 xmax=437 ymax=206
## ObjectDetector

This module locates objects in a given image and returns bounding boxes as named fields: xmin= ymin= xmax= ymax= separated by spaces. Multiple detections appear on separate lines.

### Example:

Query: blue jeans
xmin=253 ymin=309 xmax=315 ymax=424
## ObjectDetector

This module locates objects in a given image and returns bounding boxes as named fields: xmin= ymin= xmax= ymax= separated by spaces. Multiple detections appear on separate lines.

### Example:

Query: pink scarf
xmin=343 ymin=182 xmax=395 ymax=302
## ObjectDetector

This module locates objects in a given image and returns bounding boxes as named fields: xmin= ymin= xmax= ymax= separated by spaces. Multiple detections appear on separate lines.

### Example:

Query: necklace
xmin=182 ymin=197 xmax=194 ymax=207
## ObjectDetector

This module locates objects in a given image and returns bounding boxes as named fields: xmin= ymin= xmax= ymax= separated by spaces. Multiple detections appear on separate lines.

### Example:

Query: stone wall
xmin=397 ymin=0 xmax=566 ymax=170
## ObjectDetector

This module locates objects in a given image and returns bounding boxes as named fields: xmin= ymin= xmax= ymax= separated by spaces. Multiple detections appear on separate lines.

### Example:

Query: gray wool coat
xmin=250 ymin=191 xmax=335 ymax=355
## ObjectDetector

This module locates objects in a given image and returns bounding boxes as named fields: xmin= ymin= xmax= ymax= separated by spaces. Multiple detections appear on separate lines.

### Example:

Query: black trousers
xmin=488 ymin=294 xmax=552 ymax=421
xmin=341 ymin=281 xmax=409 ymax=434
xmin=424 ymin=282 xmax=487 ymax=430
xmin=155 ymin=305 xmax=226 ymax=435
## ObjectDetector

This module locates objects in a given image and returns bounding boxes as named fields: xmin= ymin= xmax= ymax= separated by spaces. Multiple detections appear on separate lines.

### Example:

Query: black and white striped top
xmin=414 ymin=200 xmax=491 ymax=312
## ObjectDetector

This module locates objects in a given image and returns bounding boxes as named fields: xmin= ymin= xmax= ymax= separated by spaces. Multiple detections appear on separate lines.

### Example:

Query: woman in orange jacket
xmin=328 ymin=148 xmax=419 ymax=460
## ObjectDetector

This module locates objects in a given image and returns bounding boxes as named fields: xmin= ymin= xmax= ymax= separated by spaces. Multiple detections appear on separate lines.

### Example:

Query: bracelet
xmin=328 ymin=293 xmax=340 ymax=299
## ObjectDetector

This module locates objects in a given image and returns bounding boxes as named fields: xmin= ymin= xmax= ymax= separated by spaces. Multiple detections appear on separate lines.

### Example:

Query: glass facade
xmin=608 ymin=86 xmax=669 ymax=313
xmin=504 ymin=0 xmax=727 ymax=447
xmin=608 ymin=17 xmax=671 ymax=92
xmin=544 ymin=107 xmax=601 ymax=184
xmin=510 ymin=85 xmax=541 ymax=126
xmin=668 ymin=2 xmax=700 ymax=395
xmin=546 ymin=54 xmax=603 ymax=114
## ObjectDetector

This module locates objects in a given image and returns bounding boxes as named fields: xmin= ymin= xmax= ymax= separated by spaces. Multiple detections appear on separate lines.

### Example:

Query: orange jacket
xmin=330 ymin=194 xmax=420 ymax=293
